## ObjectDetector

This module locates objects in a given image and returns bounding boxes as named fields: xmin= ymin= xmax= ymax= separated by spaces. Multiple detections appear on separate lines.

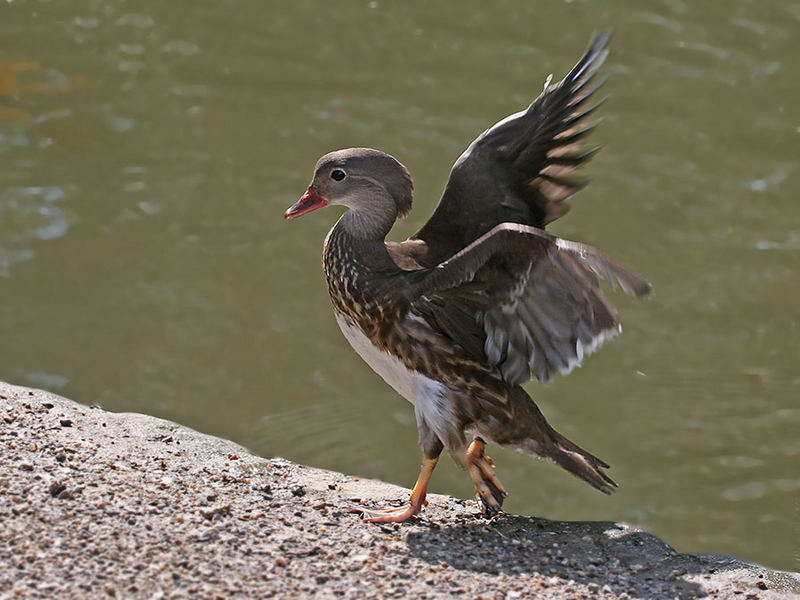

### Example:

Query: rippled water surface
xmin=2 ymin=0 xmax=798 ymax=570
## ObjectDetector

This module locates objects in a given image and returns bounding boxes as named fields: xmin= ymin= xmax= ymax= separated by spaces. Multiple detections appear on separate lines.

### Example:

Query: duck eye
xmin=330 ymin=169 xmax=346 ymax=181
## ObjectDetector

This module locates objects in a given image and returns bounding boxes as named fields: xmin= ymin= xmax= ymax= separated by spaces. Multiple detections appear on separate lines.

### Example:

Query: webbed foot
xmin=467 ymin=437 xmax=507 ymax=513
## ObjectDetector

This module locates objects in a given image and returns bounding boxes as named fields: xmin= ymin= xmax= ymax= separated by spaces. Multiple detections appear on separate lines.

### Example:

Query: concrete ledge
xmin=1 ymin=380 xmax=798 ymax=599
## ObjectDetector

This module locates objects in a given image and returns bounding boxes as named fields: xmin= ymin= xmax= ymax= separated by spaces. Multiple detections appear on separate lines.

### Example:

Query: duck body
xmin=323 ymin=222 xmax=509 ymax=462
xmin=286 ymin=32 xmax=650 ymax=521
xmin=322 ymin=216 xmax=619 ymax=496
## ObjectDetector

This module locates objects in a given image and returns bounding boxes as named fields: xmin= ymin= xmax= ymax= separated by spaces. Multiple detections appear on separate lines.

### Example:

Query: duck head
xmin=285 ymin=148 xmax=413 ymax=239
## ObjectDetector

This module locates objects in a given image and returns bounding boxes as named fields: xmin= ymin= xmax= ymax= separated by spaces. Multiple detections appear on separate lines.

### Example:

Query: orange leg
xmin=352 ymin=456 xmax=439 ymax=523
xmin=467 ymin=437 xmax=507 ymax=513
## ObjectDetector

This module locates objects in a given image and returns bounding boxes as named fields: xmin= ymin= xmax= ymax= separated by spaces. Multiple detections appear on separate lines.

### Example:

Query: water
xmin=1 ymin=0 xmax=798 ymax=571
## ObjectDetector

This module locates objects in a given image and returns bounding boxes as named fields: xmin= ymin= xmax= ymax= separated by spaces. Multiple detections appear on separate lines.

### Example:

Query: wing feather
xmin=397 ymin=32 xmax=650 ymax=387
xmin=413 ymin=31 xmax=614 ymax=265
xmin=406 ymin=223 xmax=649 ymax=386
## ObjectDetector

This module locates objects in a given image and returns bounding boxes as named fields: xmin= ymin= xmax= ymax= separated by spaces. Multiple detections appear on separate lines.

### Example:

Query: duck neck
xmin=338 ymin=202 xmax=397 ymax=241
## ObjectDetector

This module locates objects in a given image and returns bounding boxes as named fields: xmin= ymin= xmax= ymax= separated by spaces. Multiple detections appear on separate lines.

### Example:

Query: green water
xmin=1 ymin=0 xmax=798 ymax=571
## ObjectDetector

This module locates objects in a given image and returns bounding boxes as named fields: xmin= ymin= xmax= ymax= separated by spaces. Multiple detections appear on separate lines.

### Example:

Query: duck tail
xmin=508 ymin=386 xmax=617 ymax=494
xmin=543 ymin=428 xmax=617 ymax=494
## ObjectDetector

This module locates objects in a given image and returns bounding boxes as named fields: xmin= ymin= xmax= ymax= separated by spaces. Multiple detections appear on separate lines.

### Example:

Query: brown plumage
xmin=285 ymin=31 xmax=650 ymax=522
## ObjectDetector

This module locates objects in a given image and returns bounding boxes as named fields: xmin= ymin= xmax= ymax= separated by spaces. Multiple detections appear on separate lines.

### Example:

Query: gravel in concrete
xmin=1 ymin=381 xmax=798 ymax=599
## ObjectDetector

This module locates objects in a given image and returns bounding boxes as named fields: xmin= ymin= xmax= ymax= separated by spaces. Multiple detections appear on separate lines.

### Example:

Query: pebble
xmin=48 ymin=480 xmax=66 ymax=497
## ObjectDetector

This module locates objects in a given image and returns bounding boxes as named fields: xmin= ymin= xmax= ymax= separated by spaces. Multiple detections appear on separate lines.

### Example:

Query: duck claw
xmin=348 ymin=456 xmax=438 ymax=524
xmin=350 ymin=501 xmax=423 ymax=523
xmin=467 ymin=438 xmax=508 ymax=514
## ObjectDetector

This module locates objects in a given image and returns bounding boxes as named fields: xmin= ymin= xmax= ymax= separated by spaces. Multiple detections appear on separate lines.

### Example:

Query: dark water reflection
xmin=1 ymin=1 xmax=798 ymax=570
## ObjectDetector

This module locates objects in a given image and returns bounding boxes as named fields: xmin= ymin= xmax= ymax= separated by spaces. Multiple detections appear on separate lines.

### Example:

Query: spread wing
xmin=405 ymin=224 xmax=651 ymax=385
xmin=412 ymin=31 xmax=612 ymax=266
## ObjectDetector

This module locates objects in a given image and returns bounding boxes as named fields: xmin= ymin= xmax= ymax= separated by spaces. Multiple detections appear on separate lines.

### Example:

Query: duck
xmin=284 ymin=31 xmax=650 ymax=523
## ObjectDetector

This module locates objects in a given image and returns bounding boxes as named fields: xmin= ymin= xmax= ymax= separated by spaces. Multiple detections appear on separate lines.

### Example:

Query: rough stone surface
xmin=1 ymin=381 xmax=798 ymax=599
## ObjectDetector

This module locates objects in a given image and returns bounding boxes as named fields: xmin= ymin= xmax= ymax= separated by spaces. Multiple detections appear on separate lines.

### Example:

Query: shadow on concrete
xmin=405 ymin=513 xmax=766 ymax=599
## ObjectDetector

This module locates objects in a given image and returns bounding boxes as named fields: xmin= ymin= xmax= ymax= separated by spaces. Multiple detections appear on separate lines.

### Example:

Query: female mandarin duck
xmin=285 ymin=32 xmax=650 ymax=523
